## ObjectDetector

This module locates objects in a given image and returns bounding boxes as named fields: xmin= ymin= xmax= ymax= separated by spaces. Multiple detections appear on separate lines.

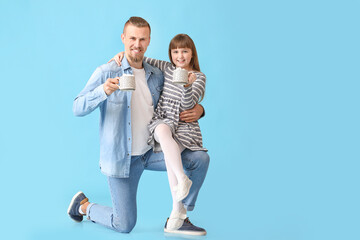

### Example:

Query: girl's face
xmin=171 ymin=47 xmax=193 ymax=70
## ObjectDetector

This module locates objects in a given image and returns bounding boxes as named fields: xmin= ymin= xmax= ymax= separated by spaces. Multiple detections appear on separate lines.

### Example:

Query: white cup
xmin=119 ymin=74 xmax=135 ymax=91
xmin=173 ymin=68 xmax=188 ymax=85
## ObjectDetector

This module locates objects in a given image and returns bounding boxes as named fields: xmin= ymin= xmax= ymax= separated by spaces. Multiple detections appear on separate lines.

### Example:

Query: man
xmin=67 ymin=17 xmax=209 ymax=236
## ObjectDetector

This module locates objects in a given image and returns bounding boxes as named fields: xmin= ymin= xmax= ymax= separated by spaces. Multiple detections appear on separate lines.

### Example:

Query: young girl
xmin=111 ymin=34 xmax=207 ymax=231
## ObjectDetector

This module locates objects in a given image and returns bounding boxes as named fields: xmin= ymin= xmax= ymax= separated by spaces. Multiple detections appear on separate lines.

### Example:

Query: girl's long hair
xmin=168 ymin=34 xmax=200 ymax=72
xmin=168 ymin=34 xmax=205 ymax=102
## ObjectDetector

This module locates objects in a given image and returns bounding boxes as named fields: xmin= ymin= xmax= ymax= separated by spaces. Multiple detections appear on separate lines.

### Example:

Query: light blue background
xmin=0 ymin=0 xmax=359 ymax=239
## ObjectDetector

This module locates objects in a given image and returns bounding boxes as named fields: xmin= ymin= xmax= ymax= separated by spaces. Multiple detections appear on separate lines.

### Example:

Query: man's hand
xmin=180 ymin=104 xmax=204 ymax=123
xmin=104 ymin=77 xmax=120 ymax=96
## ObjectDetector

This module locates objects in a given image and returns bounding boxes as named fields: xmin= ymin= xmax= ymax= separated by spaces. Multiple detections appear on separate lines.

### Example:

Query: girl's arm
xmin=180 ymin=72 xmax=206 ymax=110
xmin=108 ymin=52 xmax=172 ymax=72
xmin=143 ymin=56 xmax=172 ymax=72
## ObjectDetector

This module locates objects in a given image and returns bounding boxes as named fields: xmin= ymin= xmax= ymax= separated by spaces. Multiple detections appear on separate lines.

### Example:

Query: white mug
xmin=173 ymin=68 xmax=188 ymax=85
xmin=119 ymin=74 xmax=135 ymax=91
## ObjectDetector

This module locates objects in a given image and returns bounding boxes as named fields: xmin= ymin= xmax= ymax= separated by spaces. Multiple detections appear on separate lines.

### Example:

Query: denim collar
xmin=121 ymin=56 xmax=132 ymax=71
xmin=121 ymin=56 xmax=154 ymax=79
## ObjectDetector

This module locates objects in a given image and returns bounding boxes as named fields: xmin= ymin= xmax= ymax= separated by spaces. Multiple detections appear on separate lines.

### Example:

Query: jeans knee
xmin=112 ymin=217 xmax=136 ymax=233
xmin=194 ymin=151 xmax=210 ymax=169
xmin=201 ymin=152 xmax=210 ymax=168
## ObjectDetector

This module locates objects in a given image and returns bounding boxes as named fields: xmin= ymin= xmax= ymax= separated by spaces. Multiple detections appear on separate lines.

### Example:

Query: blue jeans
xmin=86 ymin=148 xmax=210 ymax=233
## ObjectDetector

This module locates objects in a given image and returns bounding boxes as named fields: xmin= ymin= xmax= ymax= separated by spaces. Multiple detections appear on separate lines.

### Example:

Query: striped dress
xmin=144 ymin=57 xmax=207 ymax=152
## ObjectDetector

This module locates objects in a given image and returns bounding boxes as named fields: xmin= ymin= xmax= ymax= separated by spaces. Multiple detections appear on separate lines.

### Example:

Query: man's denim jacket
xmin=73 ymin=57 xmax=164 ymax=177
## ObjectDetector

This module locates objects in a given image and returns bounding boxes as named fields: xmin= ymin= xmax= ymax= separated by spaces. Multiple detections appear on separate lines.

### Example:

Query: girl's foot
xmin=167 ymin=205 xmax=187 ymax=230
xmin=175 ymin=175 xmax=192 ymax=202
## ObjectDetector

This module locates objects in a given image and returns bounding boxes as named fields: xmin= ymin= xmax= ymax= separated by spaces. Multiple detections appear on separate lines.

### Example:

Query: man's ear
xmin=121 ymin=33 xmax=125 ymax=44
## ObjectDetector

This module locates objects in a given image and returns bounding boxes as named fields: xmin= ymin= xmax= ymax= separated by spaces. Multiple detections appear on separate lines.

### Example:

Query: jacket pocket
xmin=107 ymin=91 xmax=127 ymax=104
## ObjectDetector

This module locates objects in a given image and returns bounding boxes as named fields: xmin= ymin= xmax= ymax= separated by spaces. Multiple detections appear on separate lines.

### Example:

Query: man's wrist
xmin=199 ymin=104 xmax=205 ymax=118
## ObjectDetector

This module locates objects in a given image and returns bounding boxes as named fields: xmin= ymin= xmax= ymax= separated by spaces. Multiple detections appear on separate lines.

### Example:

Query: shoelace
xmin=184 ymin=217 xmax=193 ymax=225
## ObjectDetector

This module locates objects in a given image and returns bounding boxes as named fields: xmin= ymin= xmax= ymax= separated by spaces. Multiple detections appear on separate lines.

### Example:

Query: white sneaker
xmin=175 ymin=175 xmax=192 ymax=202
xmin=166 ymin=205 xmax=187 ymax=230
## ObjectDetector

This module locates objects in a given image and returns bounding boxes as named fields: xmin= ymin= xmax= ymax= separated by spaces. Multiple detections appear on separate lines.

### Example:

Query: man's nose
xmin=134 ymin=40 xmax=140 ymax=48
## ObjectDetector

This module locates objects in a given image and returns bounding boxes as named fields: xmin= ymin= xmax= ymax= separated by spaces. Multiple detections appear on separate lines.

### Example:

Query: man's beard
xmin=129 ymin=49 xmax=144 ymax=63
xmin=128 ymin=53 xmax=143 ymax=63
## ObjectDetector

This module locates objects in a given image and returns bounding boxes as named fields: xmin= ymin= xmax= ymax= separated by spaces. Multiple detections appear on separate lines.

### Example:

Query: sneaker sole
xmin=164 ymin=228 xmax=207 ymax=236
xmin=67 ymin=191 xmax=84 ymax=222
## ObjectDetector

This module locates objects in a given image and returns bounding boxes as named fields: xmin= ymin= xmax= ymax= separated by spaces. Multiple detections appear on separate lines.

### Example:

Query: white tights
xmin=154 ymin=124 xmax=186 ymax=212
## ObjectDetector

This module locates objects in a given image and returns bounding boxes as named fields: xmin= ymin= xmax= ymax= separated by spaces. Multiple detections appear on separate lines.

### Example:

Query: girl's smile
xmin=171 ymin=48 xmax=193 ymax=70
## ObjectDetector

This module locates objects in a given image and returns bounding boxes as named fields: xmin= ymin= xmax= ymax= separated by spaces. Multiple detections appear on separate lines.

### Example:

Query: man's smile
xmin=131 ymin=48 xmax=142 ymax=54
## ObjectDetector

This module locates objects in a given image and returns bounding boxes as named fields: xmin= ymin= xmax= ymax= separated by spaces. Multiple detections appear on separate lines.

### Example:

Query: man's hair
xmin=123 ymin=16 xmax=151 ymax=35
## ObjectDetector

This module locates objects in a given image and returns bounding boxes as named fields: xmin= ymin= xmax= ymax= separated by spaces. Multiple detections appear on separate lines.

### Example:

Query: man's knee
xmin=199 ymin=151 xmax=210 ymax=168
xmin=112 ymin=217 xmax=136 ymax=233
xmin=191 ymin=151 xmax=210 ymax=169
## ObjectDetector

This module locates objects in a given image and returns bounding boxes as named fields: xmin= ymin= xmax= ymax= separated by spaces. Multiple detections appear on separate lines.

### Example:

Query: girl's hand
xmin=184 ymin=73 xmax=196 ymax=87
xmin=107 ymin=52 xmax=125 ymax=66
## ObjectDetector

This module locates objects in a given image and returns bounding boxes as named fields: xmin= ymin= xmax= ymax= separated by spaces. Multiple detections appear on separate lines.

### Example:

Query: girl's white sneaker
xmin=175 ymin=175 xmax=192 ymax=202
xmin=166 ymin=205 xmax=187 ymax=230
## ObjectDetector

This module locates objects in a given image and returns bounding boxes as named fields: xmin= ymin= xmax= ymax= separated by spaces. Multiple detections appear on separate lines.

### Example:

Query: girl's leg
xmin=163 ymin=159 xmax=183 ymax=212
xmin=154 ymin=124 xmax=192 ymax=201
xmin=154 ymin=124 xmax=185 ymax=180
xmin=154 ymin=124 xmax=189 ymax=229
xmin=154 ymin=124 xmax=184 ymax=208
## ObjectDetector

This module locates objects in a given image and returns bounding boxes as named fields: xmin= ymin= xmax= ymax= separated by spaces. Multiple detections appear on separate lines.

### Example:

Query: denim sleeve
xmin=73 ymin=67 xmax=108 ymax=117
